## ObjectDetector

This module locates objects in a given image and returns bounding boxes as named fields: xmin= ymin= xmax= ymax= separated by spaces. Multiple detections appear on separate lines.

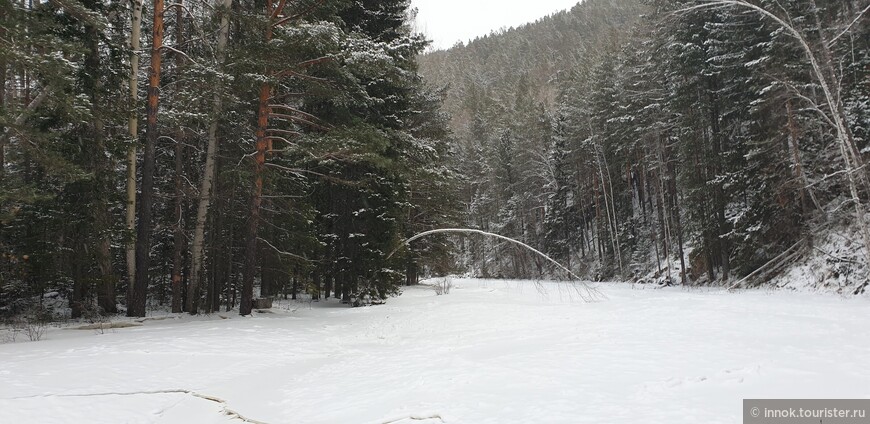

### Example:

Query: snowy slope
xmin=770 ymin=223 xmax=870 ymax=294
xmin=1 ymin=279 xmax=868 ymax=423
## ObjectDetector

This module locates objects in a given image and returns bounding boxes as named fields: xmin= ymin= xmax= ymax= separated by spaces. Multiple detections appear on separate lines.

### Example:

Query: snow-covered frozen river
xmin=1 ymin=279 xmax=868 ymax=423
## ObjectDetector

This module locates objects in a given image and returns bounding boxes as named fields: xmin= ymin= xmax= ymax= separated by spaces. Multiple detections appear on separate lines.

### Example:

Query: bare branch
xmin=159 ymin=45 xmax=201 ymax=66
xmin=828 ymin=3 xmax=870 ymax=47
xmin=257 ymin=237 xmax=310 ymax=262
xmin=271 ymin=0 xmax=288 ymax=19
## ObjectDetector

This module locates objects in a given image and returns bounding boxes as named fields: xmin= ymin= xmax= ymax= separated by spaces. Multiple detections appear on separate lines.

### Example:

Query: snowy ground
xmin=1 ymin=279 xmax=868 ymax=424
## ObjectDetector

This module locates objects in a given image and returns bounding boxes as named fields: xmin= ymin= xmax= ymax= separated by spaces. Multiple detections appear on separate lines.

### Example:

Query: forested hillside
xmin=2 ymin=0 xmax=868 ymax=324
xmin=420 ymin=0 xmax=870 ymax=291
xmin=2 ymin=2 xmax=869 ymax=421
xmin=0 ymin=0 xmax=457 ymax=319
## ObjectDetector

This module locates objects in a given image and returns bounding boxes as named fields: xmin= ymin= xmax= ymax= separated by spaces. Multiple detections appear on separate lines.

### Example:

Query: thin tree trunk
xmin=809 ymin=0 xmax=867 ymax=180
xmin=71 ymin=246 xmax=86 ymax=319
xmin=240 ymin=80 xmax=270 ymax=315
xmin=692 ymin=144 xmax=716 ymax=283
xmin=324 ymin=272 xmax=332 ymax=299
xmin=0 ymin=11 xmax=6 ymax=183
xmin=126 ymin=0 xmax=143 ymax=304
xmin=786 ymin=99 xmax=821 ymax=213
xmin=130 ymin=0 xmax=164 ymax=317
xmin=229 ymin=276 xmax=237 ymax=312
xmin=21 ymin=0 xmax=30 ymax=184
xmin=656 ymin=158 xmax=673 ymax=284
xmin=593 ymin=140 xmax=621 ymax=273
xmin=240 ymin=0 xmax=274 ymax=316
xmin=80 ymin=15 xmax=118 ymax=315
xmin=260 ymin=205 xmax=275 ymax=298
xmin=650 ymin=168 xmax=662 ymax=277
xmin=189 ymin=0 xmax=232 ymax=314
xmin=708 ymin=80 xmax=729 ymax=281
xmin=696 ymin=0 xmax=870 ymax=266
xmin=601 ymin=144 xmax=623 ymax=273
xmin=207 ymin=177 xmax=221 ymax=312
xmin=805 ymin=0 xmax=870 ymax=263
xmin=593 ymin=174 xmax=603 ymax=261
xmin=170 ymin=0 xmax=186 ymax=314
xmin=291 ymin=266 xmax=298 ymax=300
xmin=0 ymin=16 xmax=7 ymax=280
xmin=666 ymin=142 xmax=687 ymax=285
xmin=171 ymin=134 xmax=185 ymax=313
xmin=92 ymin=95 xmax=117 ymax=315
xmin=222 ymin=192 xmax=235 ymax=312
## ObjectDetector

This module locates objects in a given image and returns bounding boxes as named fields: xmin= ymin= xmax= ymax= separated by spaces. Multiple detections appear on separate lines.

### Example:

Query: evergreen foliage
xmin=420 ymin=0 xmax=870 ymax=287
xmin=0 ymin=0 xmax=456 ymax=318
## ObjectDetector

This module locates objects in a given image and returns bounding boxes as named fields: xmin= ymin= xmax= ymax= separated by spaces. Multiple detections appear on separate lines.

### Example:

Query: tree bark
xmin=786 ymin=99 xmax=821 ymax=213
xmin=593 ymin=140 xmax=621 ymax=273
xmin=808 ymin=0 xmax=867 ymax=181
xmin=667 ymin=142 xmax=687 ymax=285
xmin=125 ymin=0 xmax=143 ymax=305
xmin=171 ymin=0 xmax=186 ymax=313
xmin=240 ymin=81 xmax=270 ymax=316
xmin=654 ymin=159 xmax=672 ymax=283
xmin=71 ymin=247 xmax=86 ymax=319
xmin=291 ymin=265 xmax=298 ymax=300
xmin=79 ymin=13 xmax=118 ymax=314
xmin=188 ymin=0 xmax=231 ymax=314
xmin=130 ymin=0 xmax=164 ymax=317
xmin=207 ymin=182 xmax=222 ymax=313
xmin=171 ymin=132 xmax=185 ymax=313
xmin=804 ymin=0 xmax=870 ymax=262
xmin=0 ymin=10 xmax=6 ymax=183
xmin=707 ymin=78 xmax=730 ymax=281
xmin=221 ymin=192 xmax=235 ymax=312
xmin=240 ymin=0 xmax=275 ymax=315
xmin=92 ymin=101 xmax=117 ymax=315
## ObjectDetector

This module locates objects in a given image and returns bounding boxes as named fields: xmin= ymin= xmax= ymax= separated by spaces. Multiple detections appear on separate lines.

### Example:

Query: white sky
xmin=410 ymin=0 xmax=582 ymax=51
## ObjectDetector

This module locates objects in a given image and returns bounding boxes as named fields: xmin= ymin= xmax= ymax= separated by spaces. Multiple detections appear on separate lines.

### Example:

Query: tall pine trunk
xmin=0 ymin=8 xmax=6 ymax=182
xmin=126 ymin=0 xmax=143 ymax=304
xmin=88 ymin=33 xmax=118 ymax=314
xmin=130 ymin=0 xmax=164 ymax=317
xmin=239 ymin=0 xmax=288 ymax=315
xmin=241 ymin=79 xmax=271 ymax=316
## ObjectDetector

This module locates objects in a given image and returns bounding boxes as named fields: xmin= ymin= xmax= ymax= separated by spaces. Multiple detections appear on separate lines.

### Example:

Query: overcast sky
xmin=410 ymin=0 xmax=581 ymax=50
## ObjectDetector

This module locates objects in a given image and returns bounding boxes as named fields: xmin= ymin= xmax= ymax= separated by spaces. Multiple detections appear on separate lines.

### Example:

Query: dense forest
xmin=420 ymin=0 xmax=870 ymax=292
xmin=0 ymin=0 xmax=458 ymax=320
xmin=1 ymin=0 xmax=868 ymax=323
